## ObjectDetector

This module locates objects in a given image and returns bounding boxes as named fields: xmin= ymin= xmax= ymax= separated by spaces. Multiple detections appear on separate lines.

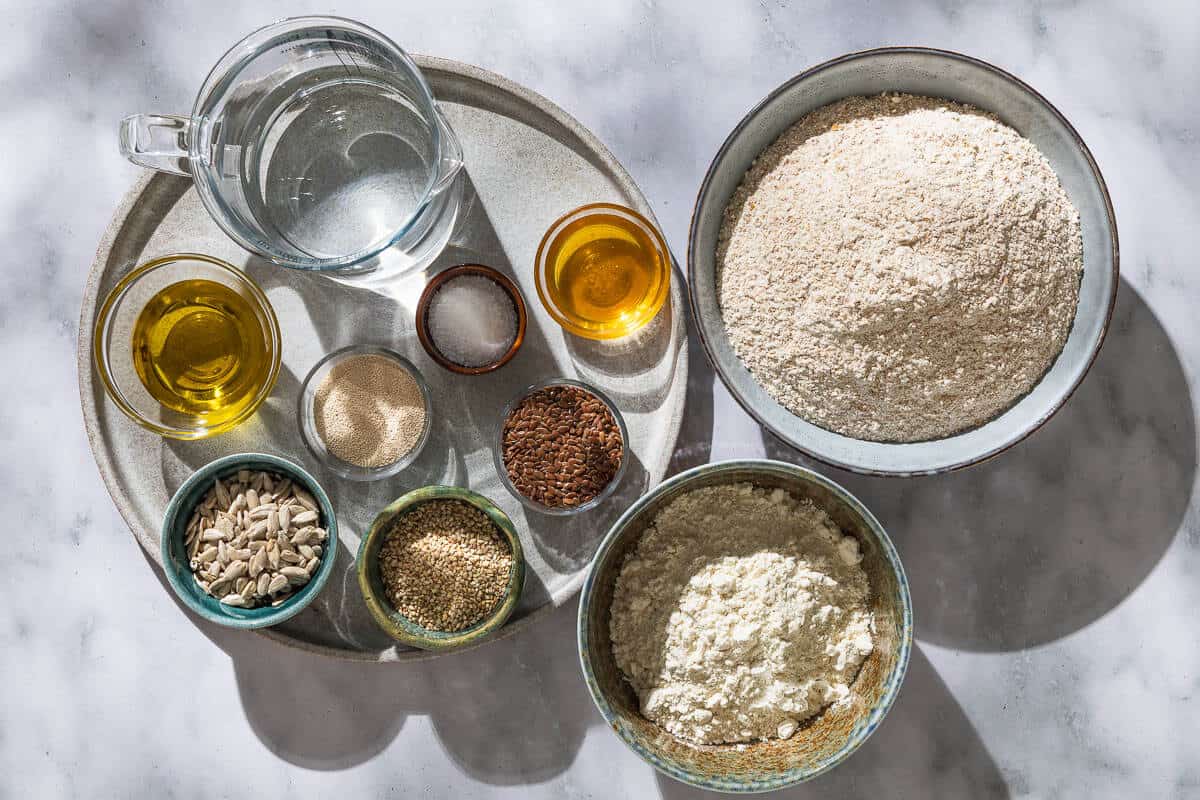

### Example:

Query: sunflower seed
xmin=298 ymin=544 xmax=315 ymax=561
xmin=267 ymin=574 xmax=289 ymax=594
xmin=280 ymin=566 xmax=309 ymax=584
xmin=280 ymin=550 xmax=305 ymax=565
xmin=246 ymin=520 xmax=269 ymax=541
xmin=217 ymin=540 xmax=229 ymax=564
xmin=305 ymin=558 xmax=319 ymax=575
xmin=267 ymin=510 xmax=279 ymax=535
xmin=267 ymin=543 xmax=281 ymax=570
xmin=240 ymin=579 xmax=256 ymax=601
xmin=237 ymin=469 xmax=250 ymax=484
xmin=206 ymin=561 xmax=221 ymax=578
xmin=249 ymin=504 xmax=277 ymax=520
xmin=311 ymin=545 xmax=323 ymax=558
xmin=245 ymin=489 xmax=259 ymax=510
xmin=220 ymin=594 xmax=246 ymax=607
xmin=293 ymin=489 xmax=318 ymax=513
xmin=198 ymin=546 xmax=218 ymax=563
xmin=278 ymin=505 xmax=291 ymax=532
xmin=223 ymin=561 xmax=247 ymax=582
xmin=214 ymin=479 xmax=231 ymax=508
xmin=249 ymin=548 xmax=267 ymax=578
xmin=292 ymin=509 xmax=318 ymax=526
xmin=201 ymin=528 xmax=224 ymax=542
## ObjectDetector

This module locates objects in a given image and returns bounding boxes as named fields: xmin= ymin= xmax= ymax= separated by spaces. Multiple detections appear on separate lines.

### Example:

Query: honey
xmin=536 ymin=205 xmax=669 ymax=339
xmin=131 ymin=279 xmax=274 ymax=428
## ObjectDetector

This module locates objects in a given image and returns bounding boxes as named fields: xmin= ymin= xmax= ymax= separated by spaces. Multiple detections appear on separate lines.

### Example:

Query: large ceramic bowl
xmin=688 ymin=47 xmax=1118 ymax=475
xmin=578 ymin=460 xmax=912 ymax=792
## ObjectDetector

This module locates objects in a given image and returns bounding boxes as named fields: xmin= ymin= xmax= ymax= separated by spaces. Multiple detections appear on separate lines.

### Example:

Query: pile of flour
xmin=609 ymin=484 xmax=873 ymax=745
xmin=716 ymin=93 xmax=1083 ymax=442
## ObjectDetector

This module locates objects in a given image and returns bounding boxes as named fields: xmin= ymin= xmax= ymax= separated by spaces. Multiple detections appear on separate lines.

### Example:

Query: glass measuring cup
xmin=119 ymin=17 xmax=463 ymax=277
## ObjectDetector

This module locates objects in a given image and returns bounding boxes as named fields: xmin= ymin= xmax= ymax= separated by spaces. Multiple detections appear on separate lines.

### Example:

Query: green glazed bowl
xmin=356 ymin=485 xmax=525 ymax=651
xmin=160 ymin=452 xmax=339 ymax=629
xmin=578 ymin=460 xmax=913 ymax=793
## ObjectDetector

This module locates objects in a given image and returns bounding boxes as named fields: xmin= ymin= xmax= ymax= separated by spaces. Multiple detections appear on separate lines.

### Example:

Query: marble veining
xmin=3 ymin=0 xmax=1199 ymax=797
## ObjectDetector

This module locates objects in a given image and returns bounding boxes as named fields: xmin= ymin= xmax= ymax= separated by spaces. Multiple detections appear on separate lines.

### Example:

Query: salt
xmin=428 ymin=275 xmax=518 ymax=367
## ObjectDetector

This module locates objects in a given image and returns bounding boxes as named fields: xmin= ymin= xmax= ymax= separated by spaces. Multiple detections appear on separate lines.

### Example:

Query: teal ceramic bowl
xmin=356 ymin=485 xmax=525 ymax=651
xmin=578 ymin=460 xmax=913 ymax=793
xmin=160 ymin=452 xmax=338 ymax=629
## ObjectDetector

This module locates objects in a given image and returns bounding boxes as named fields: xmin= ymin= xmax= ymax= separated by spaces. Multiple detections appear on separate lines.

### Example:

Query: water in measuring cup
xmin=244 ymin=78 xmax=437 ymax=261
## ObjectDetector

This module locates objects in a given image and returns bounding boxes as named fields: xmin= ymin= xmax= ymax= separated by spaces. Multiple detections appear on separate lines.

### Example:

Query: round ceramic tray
xmin=78 ymin=56 xmax=688 ymax=662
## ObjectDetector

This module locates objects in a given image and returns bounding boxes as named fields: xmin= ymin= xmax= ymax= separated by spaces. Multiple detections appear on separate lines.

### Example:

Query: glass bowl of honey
xmin=93 ymin=253 xmax=281 ymax=439
xmin=534 ymin=203 xmax=671 ymax=340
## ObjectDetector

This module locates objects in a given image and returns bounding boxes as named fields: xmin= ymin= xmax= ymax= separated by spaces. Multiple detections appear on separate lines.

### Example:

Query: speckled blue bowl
xmin=578 ymin=460 xmax=913 ymax=793
xmin=160 ymin=452 xmax=338 ymax=629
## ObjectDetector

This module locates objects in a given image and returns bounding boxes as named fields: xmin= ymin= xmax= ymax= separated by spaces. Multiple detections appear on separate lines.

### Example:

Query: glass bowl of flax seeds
xmin=495 ymin=378 xmax=628 ymax=516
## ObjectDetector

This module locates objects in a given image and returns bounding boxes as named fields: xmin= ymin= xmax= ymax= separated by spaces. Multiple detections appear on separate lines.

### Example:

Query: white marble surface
xmin=5 ymin=0 xmax=1200 ymax=797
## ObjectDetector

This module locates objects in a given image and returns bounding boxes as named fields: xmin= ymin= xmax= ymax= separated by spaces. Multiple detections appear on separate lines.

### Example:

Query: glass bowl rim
xmin=493 ymin=377 xmax=630 ymax=516
xmin=91 ymin=252 xmax=282 ymax=439
xmin=297 ymin=344 xmax=434 ymax=481
xmin=533 ymin=202 xmax=671 ymax=341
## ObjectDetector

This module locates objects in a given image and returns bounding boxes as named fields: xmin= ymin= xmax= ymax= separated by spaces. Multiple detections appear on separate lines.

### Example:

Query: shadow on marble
xmin=653 ymin=645 xmax=1009 ymax=799
xmin=764 ymin=279 xmax=1194 ymax=651
xmin=141 ymin=545 xmax=590 ymax=777
xmin=667 ymin=310 xmax=716 ymax=477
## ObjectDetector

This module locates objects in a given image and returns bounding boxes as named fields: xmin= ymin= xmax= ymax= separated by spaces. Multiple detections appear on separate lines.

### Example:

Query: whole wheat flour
xmin=609 ymin=484 xmax=873 ymax=745
xmin=716 ymin=93 xmax=1083 ymax=441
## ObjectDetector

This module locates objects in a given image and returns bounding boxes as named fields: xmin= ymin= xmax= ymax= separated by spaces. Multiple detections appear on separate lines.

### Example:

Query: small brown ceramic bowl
xmin=415 ymin=264 xmax=527 ymax=374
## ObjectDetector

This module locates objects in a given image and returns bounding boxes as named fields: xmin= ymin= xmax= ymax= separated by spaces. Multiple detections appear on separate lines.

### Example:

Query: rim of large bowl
xmin=92 ymin=253 xmax=282 ymax=439
xmin=686 ymin=46 xmax=1120 ymax=477
xmin=577 ymin=459 xmax=914 ymax=792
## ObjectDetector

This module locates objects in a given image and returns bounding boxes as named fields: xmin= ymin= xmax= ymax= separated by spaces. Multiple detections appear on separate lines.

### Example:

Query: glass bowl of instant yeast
xmin=298 ymin=345 xmax=433 ymax=481
xmin=92 ymin=253 xmax=282 ymax=439
xmin=494 ymin=378 xmax=629 ymax=516
xmin=535 ymin=203 xmax=671 ymax=340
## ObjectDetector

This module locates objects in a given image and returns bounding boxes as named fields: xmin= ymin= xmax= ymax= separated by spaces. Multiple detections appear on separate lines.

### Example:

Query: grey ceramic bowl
xmin=578 ymin=460 xmax=913 ymax=792
xmin=160 ymin=452 xmax=338 ymax=629
xmin=688 ymin=47 xmax=1118 ymax=475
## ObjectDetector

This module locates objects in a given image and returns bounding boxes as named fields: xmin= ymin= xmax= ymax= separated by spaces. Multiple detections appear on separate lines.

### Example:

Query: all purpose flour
xmin=609 ymin=484 xmax=874 ymax=745
xmin=716 ymin=93 xmax=1083 ymax=442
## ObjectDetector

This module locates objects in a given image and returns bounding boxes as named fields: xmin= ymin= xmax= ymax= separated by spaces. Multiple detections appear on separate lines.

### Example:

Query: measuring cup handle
xmin=119 ymin=114 xmax=192 ymax=176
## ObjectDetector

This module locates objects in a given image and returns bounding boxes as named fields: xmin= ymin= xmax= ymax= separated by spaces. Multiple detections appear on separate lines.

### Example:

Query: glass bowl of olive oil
xmin=534 ymin=203 xmax=671 ymax=340
xmin=93 ymin=253 xmax=281 ymax=439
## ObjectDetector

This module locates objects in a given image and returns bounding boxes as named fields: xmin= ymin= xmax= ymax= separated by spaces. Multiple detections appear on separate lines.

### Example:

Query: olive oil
xmin=131 ymin=279 xmax=273 ymax=427
xmin=538 ymin=206 xmax=669 ymax=339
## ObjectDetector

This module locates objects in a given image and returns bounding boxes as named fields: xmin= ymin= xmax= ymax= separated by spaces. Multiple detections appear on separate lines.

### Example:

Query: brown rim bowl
xmin=415 ymin=264 xmax=528 ymax=375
